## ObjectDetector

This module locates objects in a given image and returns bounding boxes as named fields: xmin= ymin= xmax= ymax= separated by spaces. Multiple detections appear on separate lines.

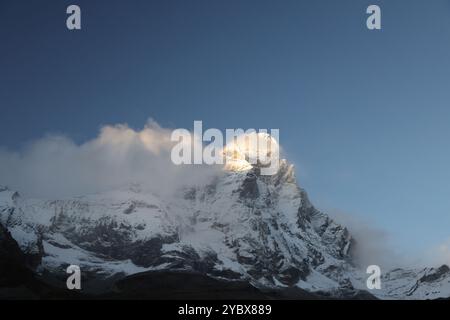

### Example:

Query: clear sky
xmin=1 ymin=0 xmax=450 ymax=259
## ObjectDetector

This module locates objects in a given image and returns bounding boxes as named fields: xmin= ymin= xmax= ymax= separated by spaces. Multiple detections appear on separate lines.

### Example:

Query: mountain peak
xmin=1 ymin=161 xmax=450 ymax=299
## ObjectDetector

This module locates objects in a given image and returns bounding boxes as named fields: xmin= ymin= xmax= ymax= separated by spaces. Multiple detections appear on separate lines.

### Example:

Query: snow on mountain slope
xmin=376 ymin=265 xmax=450 ymax=299
xmin=0 ymin=159 xmax=449 ymax=299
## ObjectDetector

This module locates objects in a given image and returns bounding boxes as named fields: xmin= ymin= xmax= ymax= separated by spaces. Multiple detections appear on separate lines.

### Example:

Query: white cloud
xmin=326 ymin=209 xmax=411 ymax=270
xmin=0 ymin=119 xmax=219 ymax=199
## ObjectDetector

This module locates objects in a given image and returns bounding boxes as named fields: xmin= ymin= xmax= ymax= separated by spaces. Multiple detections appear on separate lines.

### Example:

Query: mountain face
xmin=0 ymin=161 xmax=449 ymax=299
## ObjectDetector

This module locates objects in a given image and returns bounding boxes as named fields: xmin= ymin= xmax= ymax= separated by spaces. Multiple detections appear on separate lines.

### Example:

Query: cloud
xmin=326 ymin=209 xmax=411 ymax=270
xmin=427 ymin=238 xmax=450 ymax=267
xmin=0 ymin=119 xmax=219 ymax=199
xmin=326 ymin=208 xmax=450 ymax=270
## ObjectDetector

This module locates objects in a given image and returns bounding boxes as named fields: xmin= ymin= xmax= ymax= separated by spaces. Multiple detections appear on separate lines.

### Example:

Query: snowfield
xmin=1 ymin=160 xmax=449 ymax=299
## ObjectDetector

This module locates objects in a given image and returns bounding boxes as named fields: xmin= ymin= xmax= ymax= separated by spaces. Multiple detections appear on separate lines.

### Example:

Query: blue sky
xmin=1 ymin=0 xmax=450 ymax=259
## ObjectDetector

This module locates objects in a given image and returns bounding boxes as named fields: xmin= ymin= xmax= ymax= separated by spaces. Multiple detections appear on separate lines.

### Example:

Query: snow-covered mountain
xmin=1 ymin=160 xmax=449 ymax=299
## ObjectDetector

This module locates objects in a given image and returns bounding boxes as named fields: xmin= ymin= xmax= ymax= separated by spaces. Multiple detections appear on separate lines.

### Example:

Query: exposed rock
xmin=1 ymin=158 xmax=449 ymax=300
